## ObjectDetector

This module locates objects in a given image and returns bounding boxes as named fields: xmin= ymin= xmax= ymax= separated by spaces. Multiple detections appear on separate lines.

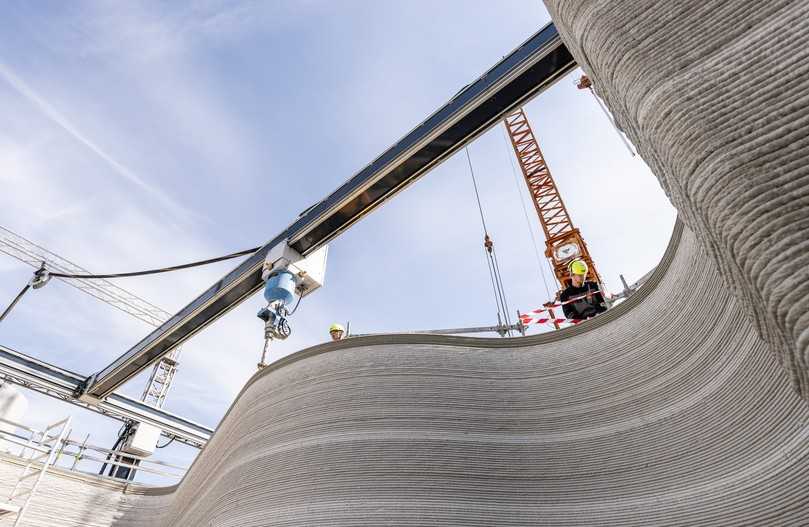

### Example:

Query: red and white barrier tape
xmin=518 ymin=315 xmax=583 ymax=326
xmin=519 ymin=290 xmax=601 ymax=326
xmin=519 ymin=316 xmax=580 ymax=326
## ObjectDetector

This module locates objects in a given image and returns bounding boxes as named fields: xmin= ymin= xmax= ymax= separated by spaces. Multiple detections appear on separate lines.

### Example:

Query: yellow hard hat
xmin=568 ymin=259 xmax=588 ymax=276
xmin=329 ymin=323 xmax=345 ymax=333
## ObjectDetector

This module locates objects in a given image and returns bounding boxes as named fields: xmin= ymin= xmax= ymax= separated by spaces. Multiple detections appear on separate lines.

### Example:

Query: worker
xmin=329 ymin=323 xmax=345 ymax=341
xmin=560 ymin=259 xmax=607 ymax=321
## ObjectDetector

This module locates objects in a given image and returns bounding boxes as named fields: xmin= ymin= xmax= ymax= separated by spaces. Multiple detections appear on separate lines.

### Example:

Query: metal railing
xmin=0 ymin=416 xmax=186 ymax=486
xmin=0 ymin=415 xmax=70 ymax=526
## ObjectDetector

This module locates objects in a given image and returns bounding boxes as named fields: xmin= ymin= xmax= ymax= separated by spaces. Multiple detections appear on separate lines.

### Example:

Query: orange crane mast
xmin=503 ymin=107 xmax=604 ymax=292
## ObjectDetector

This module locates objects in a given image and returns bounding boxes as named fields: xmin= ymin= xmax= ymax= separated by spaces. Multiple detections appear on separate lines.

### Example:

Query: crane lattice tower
xmin=503 ymin=107 xmax=603 ymax=290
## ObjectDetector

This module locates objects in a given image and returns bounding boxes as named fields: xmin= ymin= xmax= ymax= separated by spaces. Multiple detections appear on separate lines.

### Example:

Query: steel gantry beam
xmin=0 ymin=345 xmax=212 ymax=447
xmin=81 ymin=22 xmax=577 ymax=400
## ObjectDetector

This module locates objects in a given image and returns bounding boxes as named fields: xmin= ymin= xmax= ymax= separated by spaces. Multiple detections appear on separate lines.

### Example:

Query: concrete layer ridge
xmin=6 ymin=1 xmax=808 ymax=524
xmin=544 ymin=0 xmax=809 ymax=398
xmin=102 ymin=223 xmax=809 ymax=526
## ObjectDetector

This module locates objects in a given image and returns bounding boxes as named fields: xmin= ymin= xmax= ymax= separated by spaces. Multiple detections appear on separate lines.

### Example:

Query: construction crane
xmin=503 ymin=107 xmax=604 ymax=292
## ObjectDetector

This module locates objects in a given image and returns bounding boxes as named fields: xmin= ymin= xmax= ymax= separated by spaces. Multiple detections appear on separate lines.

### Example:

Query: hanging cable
xmin=48 ymin=246 xmax=261 ymax=280
xmin=467 ymin=147 xmax=499 ymax=317
xmin=483 ymin=236 xmax=513 ymax=334
xmin=500 ymin=125 xmax=554 ymax=301
xmin=465 ymin=147 xmax=513 ymax=336
xmin=286 ymin=293 xmax=304 ymax=316
xmin=483 ymin=236 xmax=504 ymax=325
xmin=156 ymin=436 xmax=176 ymax=449
xmin=0 ymin=263 xmax=49 ymax=324
xmin=490 ymin=247 xmax=513 ymax=331
xmin=99 ymin=425 xmax=127 ymax=476
xmin=0 ymin=283 xmax=30 ymax=324
xmin=466 ymin=147 xmax=490 ymax=234
xmin=576 ymin=75 xmax=636 ymax=157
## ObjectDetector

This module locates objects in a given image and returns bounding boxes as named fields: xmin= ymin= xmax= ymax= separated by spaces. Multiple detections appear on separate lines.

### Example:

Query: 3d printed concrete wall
xmin=107 ymin=224 xmax=808 ymax=526
xmin=544 ymin=0 xmax=809 ymax=399
xmin=4 ymin=2 xmax=809 ymax=525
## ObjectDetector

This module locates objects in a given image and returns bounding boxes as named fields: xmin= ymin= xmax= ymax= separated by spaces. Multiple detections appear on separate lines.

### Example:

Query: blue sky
xmin=0 ymin=1 xmax=676 ymax=479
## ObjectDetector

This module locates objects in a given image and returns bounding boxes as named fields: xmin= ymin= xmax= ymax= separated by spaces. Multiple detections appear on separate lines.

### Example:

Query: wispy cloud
xmin=0 ymin=61 xmax=193 ymax=219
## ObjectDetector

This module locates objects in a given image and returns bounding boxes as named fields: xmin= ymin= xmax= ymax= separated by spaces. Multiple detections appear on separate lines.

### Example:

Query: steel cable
xmin=465 ymin=146 xmax=513 ymax=335
xmin=48 ymin=246 xmax=261 ymax=280
xmin=0 ymin=283 xmax=31 ymax=324
xmin=490 ymin=247 xmax=513 ymax=333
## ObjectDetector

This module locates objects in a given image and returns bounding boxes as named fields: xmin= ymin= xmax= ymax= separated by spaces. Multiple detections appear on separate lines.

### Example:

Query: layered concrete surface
xmin=0 ymin=453 xmax=169 ymax=527
xmin=103 ymin=223 xmax=808 ymax=526
xmin=6 ymin=223 xmax=809 ymax=526
xmin=5 ymin=2 xmax=809 ymax=524
xmin=544 ymin=0 xmax=809 ymax=398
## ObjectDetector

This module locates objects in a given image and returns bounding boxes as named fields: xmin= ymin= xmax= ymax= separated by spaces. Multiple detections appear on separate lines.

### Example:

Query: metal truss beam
xmin=503 ymin=107 xmax=575 ymax=240
xmin=503 ymin=106 xmax=604 ymax=288
xmin=0 ymin=225 xmax=182 ymax=409
xmin=83 ymin=22 xmax=576 ymax=399
xmin=0 ymin=345 xmax=212 ymax=448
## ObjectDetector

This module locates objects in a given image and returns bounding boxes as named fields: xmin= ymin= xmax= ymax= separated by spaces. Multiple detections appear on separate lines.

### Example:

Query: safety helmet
xmin=329 ymin=323 xmax=345 ymax=333
xmin=568 ymin=259 xmax=588 ymax=276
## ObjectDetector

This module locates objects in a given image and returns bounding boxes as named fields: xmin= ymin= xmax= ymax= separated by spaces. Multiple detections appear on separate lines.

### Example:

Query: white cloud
xmin=0 ymin=62 xmax=192 ymax=219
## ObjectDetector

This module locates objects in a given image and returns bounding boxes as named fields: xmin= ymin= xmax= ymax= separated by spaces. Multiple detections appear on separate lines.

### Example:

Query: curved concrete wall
xmin=543 ymin=0 xmax=809 ymax=398
xmin=0 ymin=454 xmax=169 ymax=527
xmin=15 ymin=3 xmax=809 ymax=525
xmin=107 ymin=223 xmax=807 ymax=526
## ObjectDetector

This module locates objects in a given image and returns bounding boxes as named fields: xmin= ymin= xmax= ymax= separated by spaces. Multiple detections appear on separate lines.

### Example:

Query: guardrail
xmin=0 ymin=416 xmax=186 ymax=486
